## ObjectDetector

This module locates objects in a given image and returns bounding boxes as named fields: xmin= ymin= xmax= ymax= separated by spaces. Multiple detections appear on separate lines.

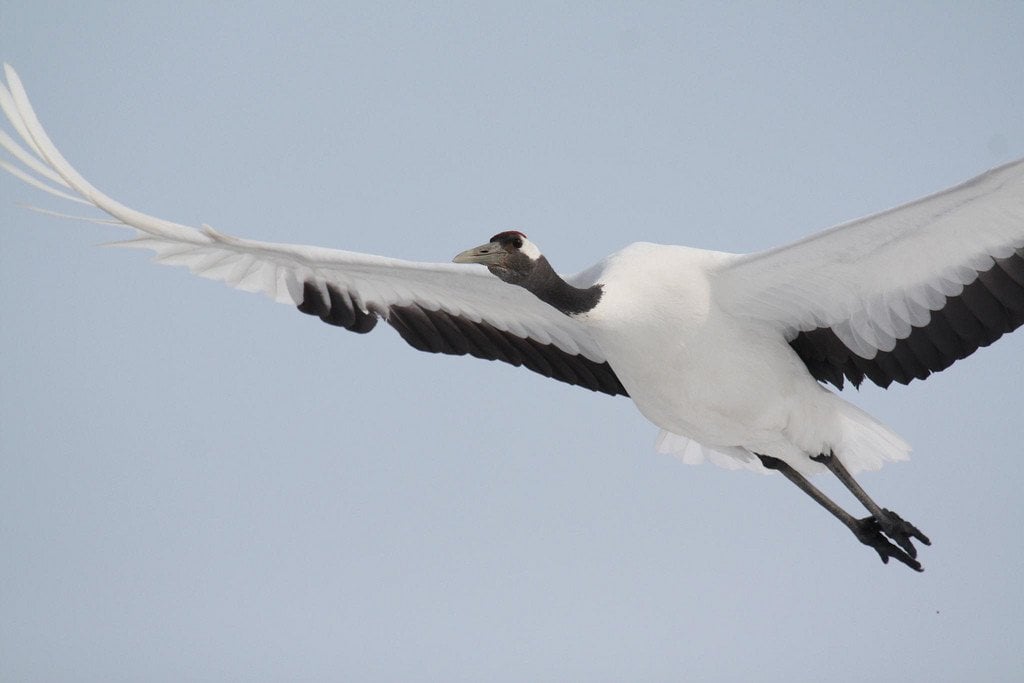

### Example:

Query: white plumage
xmin=3 ymin=64 xmax=1023 ymax=570
xmin=717 ymin=161 xmax=1024 ymax=356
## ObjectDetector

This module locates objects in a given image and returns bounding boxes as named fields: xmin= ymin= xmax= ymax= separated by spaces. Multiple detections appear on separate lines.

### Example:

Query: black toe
xmin=876 ymin=508 xmax=931 ymax=559
xmin=852 ymin=517 xmax=924 ymax=572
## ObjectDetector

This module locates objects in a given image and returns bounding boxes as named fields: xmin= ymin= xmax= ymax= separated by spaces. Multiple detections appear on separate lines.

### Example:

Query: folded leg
xmin=811 ymin=451 xmax=931 ymax=559
xmin=756 ymin=454 xmax=924 ymax=572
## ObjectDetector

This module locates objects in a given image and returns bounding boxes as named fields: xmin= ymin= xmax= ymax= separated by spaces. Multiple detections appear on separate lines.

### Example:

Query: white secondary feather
xmin=0 ymin=64 xmax=606 ymax=364
xmin=715 ymin=159 xmax=1024 ymax=357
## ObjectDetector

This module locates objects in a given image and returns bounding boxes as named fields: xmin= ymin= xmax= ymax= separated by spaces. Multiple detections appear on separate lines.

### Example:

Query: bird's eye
xmin=512 ymin=238 xmax=523 ymax=249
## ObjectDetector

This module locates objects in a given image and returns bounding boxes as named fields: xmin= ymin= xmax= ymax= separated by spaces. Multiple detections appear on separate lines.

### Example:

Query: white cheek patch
xmin=520 ymin=237 xmax=542 ymax=261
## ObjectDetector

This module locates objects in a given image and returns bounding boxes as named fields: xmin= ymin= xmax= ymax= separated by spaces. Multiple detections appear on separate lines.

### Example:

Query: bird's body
xmin=3 ymin=63 xmax=1022 ymax=570
xmin=554 ymin=242 xmax=907 ymax=475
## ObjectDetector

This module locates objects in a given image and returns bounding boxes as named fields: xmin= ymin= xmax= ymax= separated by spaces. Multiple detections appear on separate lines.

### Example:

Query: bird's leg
xmin=810 ymin=451 xmax=930 ymax=559
xmin=756 ymin=454 xmax=923 ymax=572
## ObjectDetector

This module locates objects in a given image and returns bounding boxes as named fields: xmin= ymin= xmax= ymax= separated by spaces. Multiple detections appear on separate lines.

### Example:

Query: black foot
xmin=876 ymin=508 xmax=931 ymax=559
xmin=851 ymin=516 xmax=924 ymax=572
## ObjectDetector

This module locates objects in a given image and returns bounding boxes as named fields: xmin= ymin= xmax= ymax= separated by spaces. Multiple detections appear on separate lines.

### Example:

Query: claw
xmin=851 ymin=517 xmax=924 ymax=572
xmin=876 ymin=508 xmax=932 ymax=559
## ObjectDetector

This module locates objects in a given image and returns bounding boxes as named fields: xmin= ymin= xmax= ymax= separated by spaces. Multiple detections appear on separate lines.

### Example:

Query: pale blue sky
xmin=1 ymin=3 xmax=1023 ymax=681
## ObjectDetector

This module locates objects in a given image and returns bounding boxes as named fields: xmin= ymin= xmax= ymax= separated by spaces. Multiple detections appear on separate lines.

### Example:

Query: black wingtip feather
xmin=297 ymin=279 xmax=627 ymax=397
xmin=385 ymin=303 xmax=628 ymax=397
xmin=297 ymin=281 xmax=378 ymax=333
xmin=792 ymin=248 xmax=1024 ymax=390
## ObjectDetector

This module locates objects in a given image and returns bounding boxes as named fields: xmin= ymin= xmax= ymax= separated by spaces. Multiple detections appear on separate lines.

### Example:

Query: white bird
xmin=3 ymin=64 xmax=1022 ymax=572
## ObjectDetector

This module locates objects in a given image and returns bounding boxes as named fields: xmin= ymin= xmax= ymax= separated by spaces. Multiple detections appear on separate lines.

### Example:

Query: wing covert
xmin=715 ymin=158 xmax=1024 ymax=389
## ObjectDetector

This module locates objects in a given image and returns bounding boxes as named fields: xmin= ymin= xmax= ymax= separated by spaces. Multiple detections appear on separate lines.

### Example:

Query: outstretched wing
xmin=0 ymin=65 xmax=626 ymax=397
xmin=714 ymin=158 xmax=1024 ymax=389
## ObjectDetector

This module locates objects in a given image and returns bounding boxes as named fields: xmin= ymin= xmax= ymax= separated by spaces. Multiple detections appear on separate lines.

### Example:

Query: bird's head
xmin=453 ymin=231 xmax=602 ymax=315
xmin=452 ymin=230 xmax=542 ymax=283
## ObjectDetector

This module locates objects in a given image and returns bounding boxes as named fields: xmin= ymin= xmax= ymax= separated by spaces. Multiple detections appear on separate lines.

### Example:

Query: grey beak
xmin=452 ymin=241 xmax=505 ymax=265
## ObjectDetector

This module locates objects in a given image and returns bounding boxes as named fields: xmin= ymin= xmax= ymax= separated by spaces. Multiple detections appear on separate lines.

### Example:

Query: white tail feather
xmin=655 ymin=431 xmax=769 ymax=474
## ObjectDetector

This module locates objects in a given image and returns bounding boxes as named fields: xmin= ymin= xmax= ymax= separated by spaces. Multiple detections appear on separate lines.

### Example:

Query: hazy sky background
xmin=2 ymin=3 xmax=1023 ymax=681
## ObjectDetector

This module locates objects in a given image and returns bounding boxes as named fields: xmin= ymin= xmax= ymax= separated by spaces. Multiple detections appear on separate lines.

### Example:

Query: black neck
xmin=493 ymin=256 xmax=603 ymax=316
